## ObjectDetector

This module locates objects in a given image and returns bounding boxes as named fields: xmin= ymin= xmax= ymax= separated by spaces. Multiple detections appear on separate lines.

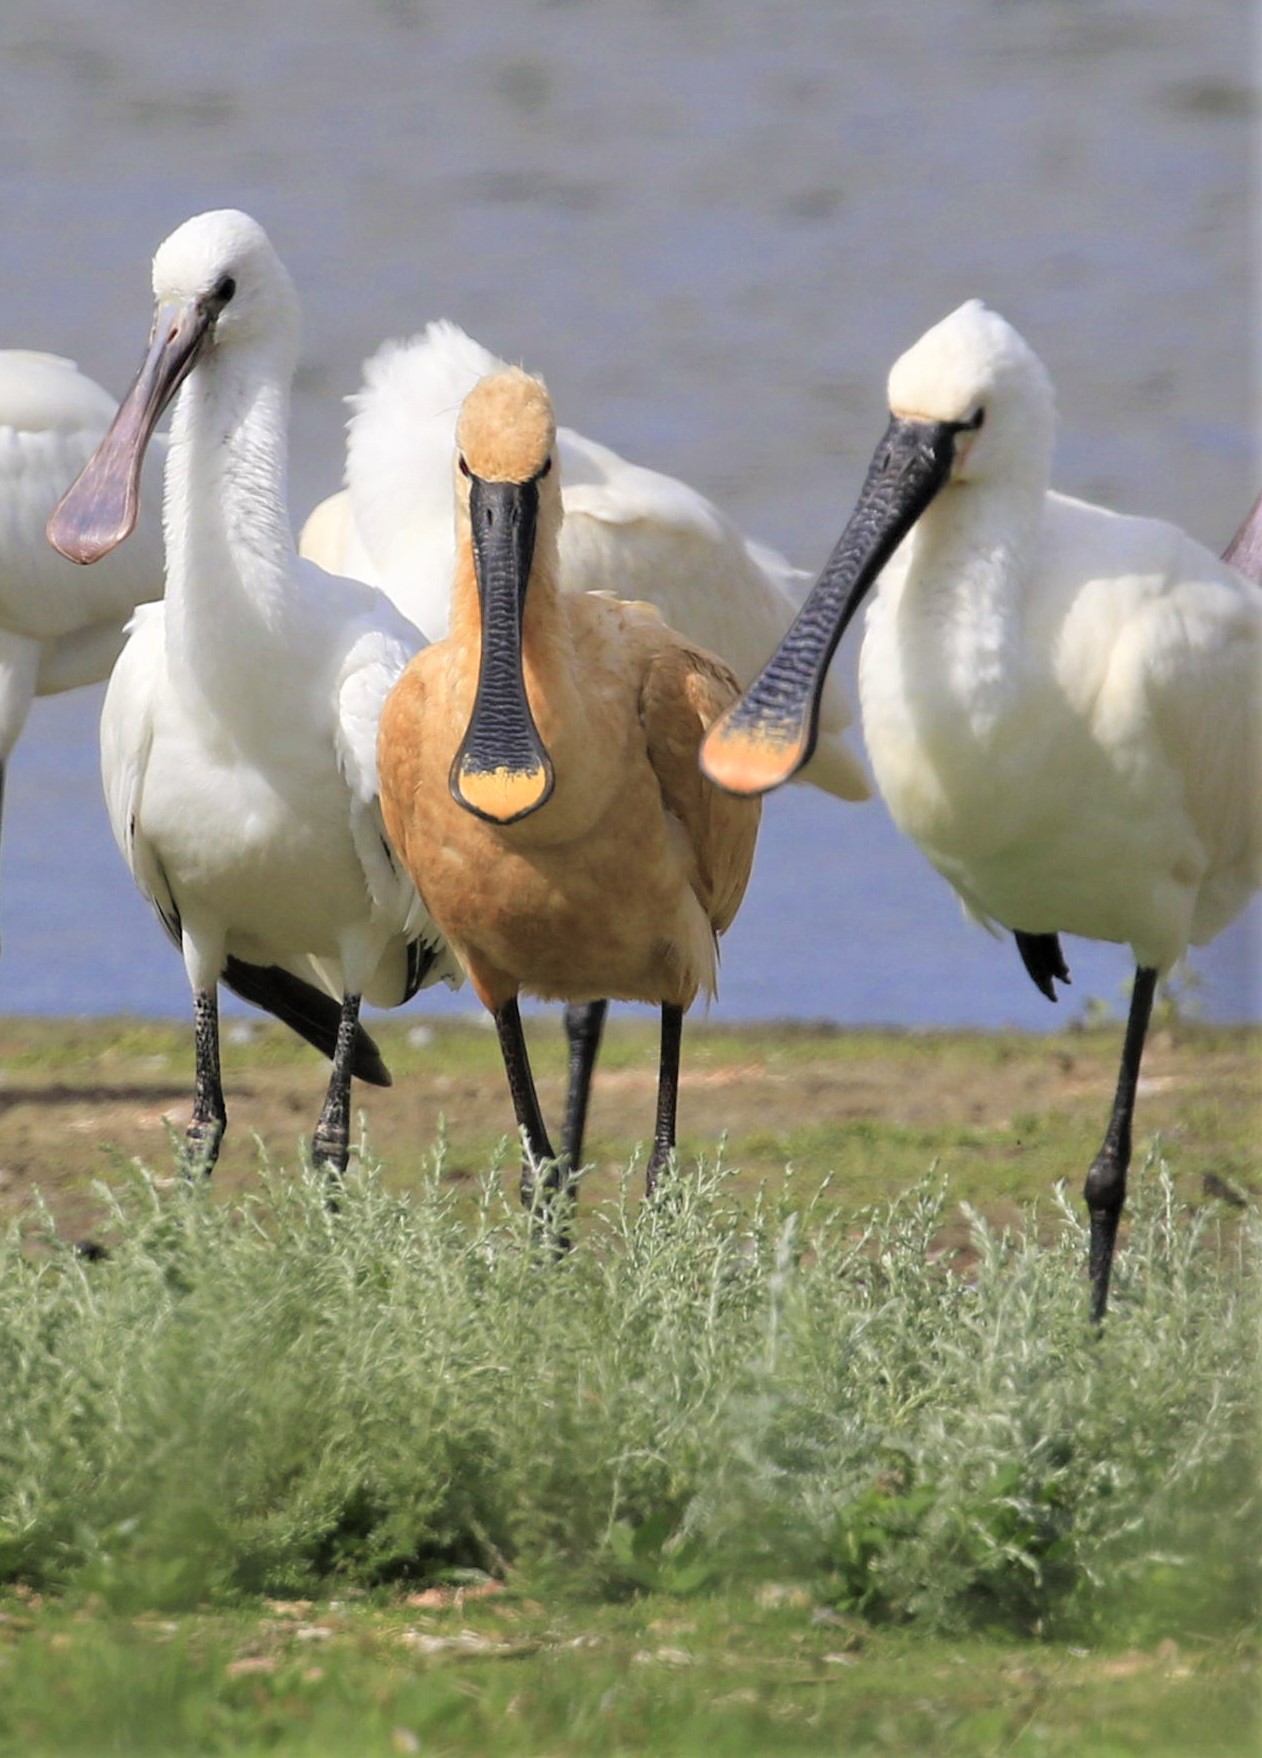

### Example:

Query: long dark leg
xmin=494 ymin=999 xmax=559 ymax=1218
xmin=559 ymin=1000 xmax=608 ymax=1186
xmin=312 ymin=992 xmax=363 ymax=1187
xmin=184 ymin=986 xmax=227 ymax=1175
xmin=1084 ymin=965 xmax=1158 ymax=1323
xmin=645 ymin=1003 xmax=684 ymax=1198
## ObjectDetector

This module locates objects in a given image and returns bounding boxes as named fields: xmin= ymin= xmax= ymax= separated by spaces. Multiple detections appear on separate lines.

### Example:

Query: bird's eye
xmin=538 ymin=455 xmax=553 ymax=480
xmin=458 ymin=454 xmax=471 ymax=478
xmin=966 ymin=406 xmax=985 ymax=431
xmin=213 ymin=274 xmax=236 ymax=306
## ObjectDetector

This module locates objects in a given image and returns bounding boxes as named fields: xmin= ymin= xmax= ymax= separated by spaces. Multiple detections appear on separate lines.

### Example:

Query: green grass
xmin=0 ymin=1131 xmax=1256 ymax=1754
xmin=1 ymin=1591 xmax=1256 ymax=1756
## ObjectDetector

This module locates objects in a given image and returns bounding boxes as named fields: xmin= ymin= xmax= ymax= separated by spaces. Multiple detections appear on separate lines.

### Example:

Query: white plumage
xmin=299 ymin=320 xmax=869 ymax=803
xmin=860 ymin=303 xmax=1260 ymax=976
xmin=0 ymin=351 xmax=164 ymax=936
xmin=48 ymin=210 xmax=458 ymax=1175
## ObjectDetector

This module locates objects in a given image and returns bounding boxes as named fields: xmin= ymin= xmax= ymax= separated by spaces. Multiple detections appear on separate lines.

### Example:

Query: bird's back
xmin=0 ymin=351 xmax=165 ymax=643
xmin=866 ymin=486 xmax=1262 ymax=968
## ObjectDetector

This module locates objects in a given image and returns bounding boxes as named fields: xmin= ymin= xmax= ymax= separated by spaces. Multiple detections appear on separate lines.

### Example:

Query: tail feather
xmin=404 ymin=936 xmax=446 ymax=1004
xmin=1013 ymin=930 xmax=1071 ymax=1004
xmin=222 ymin=956 xmax=392 ymax=1087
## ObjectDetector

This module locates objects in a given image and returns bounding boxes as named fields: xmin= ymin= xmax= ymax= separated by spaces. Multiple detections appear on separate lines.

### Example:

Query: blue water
xmin=0 ymin=0 xmax=1256 ymax=1030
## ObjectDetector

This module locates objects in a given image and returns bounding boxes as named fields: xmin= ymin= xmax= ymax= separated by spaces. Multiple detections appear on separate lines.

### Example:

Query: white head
xmin=47 ymin=209 xmax=300 ymax=565
xmin=887 ymin=300 xmax=1055 ymax=487
xmin=150 ymin=208 xmax=300 ymax=368
xmin=700 ymin=302 xmax=1057 ymax=798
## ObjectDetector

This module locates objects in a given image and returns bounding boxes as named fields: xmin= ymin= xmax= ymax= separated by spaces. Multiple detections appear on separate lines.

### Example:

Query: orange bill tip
xmin=700 ymin=717 xmax=809 ymax=797
xmin=453 ymin=760 xmax=553 ymax=824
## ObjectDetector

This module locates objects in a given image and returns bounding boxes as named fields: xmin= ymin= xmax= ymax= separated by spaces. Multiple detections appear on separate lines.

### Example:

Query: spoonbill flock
xmin=703 ymin=300 xmax=1261 ymax=1319
xmin=299 ymin=319 xmax=869 ymax=804
xmin=7 ymin=207 xmax=1252 ymax=1313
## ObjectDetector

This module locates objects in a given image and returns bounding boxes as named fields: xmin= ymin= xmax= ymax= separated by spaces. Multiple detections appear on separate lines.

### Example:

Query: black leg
xmin=1084 ymin=965 xmax=1158 ymax=1323
xmin=312 ymin=991 xmax=363 ymax=1188
xmin=559 ymin=1000 xmax=608 ymax=1184
xmin=185 ymin=985 xmax=227 ymax=1175
xmin=645 ymin=1003 xmax=684 ymax=1197
xmin=493 ymin=999 xmax=559 ymax=1217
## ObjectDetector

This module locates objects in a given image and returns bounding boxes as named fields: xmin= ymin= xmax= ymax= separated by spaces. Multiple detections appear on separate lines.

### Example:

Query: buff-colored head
xmin=448 ymin=366 xmax=560 ymax=826
xmin=456 ymin=366 xmax=556 ymax=486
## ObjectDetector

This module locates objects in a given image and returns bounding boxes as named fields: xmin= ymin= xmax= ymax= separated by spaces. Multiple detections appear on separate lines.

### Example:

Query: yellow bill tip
xmin=700 ymin=720 xmax=808 ymax=797
xmin=454 ymin=761 xmax=552 ymax=824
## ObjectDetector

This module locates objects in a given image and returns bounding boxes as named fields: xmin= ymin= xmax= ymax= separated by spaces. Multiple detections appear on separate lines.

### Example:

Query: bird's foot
xmin=521 ymin=1152 xmax=573 ymax=1254
xmin=644 ymin=1145 xmax=677 ymax=1201
xmin=1086 ymin=1204 xmax=1121 ymax=1326
xmin=312 ymin=1128 xmax=350 ymax=1211
xmin=1085 ymin=1141 xmax=1127 ymax=1324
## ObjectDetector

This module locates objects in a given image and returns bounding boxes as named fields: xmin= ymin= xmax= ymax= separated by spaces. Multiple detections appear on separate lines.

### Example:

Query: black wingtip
xmin=1013 ymin=930 xmax=1071 ymax=1003
xmin=222 ymin=956 xmax=392 ymax=1085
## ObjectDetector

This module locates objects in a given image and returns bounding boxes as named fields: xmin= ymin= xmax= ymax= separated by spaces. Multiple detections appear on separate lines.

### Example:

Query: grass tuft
xmin=0 ymin=1143 xmax=1255 ymax=1644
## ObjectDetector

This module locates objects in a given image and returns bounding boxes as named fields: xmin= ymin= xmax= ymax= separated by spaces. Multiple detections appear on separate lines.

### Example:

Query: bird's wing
xmin=635 ymin=625 xmax=762 ymax=935
xmin=298 ymin=487 xmax=382 ymax=589
xmin=1052 ymin=500 xmax=1262 ymax=944
xmin=332 ymin=609 xmax=462 ymax=994
xmin=559 ymin=431 xmax=869 ymax=803
xmin=326 ymin=322 xmax=506 ymax=636
xmin=559 ymin=431 xmax=799 ymax=668
xmin=1140 ymin=535 xmax=1262 ymax=930
xmin=99 ymin=602 xmax=181 ymax=948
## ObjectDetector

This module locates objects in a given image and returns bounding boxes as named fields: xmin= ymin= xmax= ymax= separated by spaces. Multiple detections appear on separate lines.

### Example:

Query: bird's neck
xmin=162 ymin=346 xmax=302 ymax=691
xmin=895 ymin=475 xmax=1042 ymax=720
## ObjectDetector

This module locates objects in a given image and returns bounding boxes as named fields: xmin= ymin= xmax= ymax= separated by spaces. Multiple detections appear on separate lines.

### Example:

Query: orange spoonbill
xmin=48 ymin=210 xmax=458 ymax=1177
xmin=378 ymin=366 xmax=761 ymax=1228
xmin=703 ymin=300 xmax=1261 ymax=1321
xmin=301 ymin=320 xmax=868 ymax=1175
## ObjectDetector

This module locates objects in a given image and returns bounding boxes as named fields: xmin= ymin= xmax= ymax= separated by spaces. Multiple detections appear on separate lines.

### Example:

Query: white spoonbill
xmin=0 ymin=351 xmax=164 ymax=941
xmin=48 ymin=210 xmax=458 ymax=1176
xmin=377 ymin=367 xmax=761 ymax=1233
xmin=300 ymin=319 xmax=866 ymax=1167
xmin=703 ymin=300 xmax=1261 ymax=1322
